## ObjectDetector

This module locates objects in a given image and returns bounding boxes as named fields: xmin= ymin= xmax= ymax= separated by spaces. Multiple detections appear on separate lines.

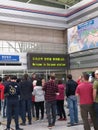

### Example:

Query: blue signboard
xmin=0 ymin=55 xmax=19 ymax=62
xmin=78 ymin=19 xmax=94 ymax=30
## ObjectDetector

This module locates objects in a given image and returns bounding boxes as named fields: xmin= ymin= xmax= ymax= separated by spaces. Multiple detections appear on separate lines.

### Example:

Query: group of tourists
xmin=0 ymin=70 xmax=98 ymax=130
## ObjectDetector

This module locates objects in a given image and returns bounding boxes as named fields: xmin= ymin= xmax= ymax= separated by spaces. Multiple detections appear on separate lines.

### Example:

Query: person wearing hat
xmin=93 ymin=70 xmax=98 ymax=125
xmin=4 ymin=75 xmax=23 ymax=130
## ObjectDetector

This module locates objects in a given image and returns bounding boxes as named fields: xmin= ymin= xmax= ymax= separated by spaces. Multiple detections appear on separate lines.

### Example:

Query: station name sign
xmin=0 ymin=55 xmax=19 ymax=62
xmin=27 ymin=53 xmax=68 ymax=70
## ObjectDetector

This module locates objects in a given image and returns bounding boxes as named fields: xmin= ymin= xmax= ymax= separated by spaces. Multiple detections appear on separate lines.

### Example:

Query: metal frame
xmin=12 ymin=0 xmax=83 ymax=8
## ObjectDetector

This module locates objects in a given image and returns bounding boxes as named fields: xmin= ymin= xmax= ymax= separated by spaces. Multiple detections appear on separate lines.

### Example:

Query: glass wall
xmin=0 ymin=40 xmax=67 ymax=79
xmin=0 ymin=40 xmax=66 ymax=54
xmin=70 ymin=48 xmax=98 ymax=69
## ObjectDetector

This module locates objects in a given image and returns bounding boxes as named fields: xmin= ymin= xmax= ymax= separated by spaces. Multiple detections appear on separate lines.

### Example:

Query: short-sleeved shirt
xmin=76 ymin=82 xmax=93 ymax=105
xmin=93 ymin=80 xmax=98 ymax=103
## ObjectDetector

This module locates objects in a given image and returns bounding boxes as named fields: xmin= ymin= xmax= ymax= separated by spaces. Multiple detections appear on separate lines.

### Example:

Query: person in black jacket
xmin=19 ymin=74 xmax=33 ymax=125
xmin=66 ymin=74 xmax=78 ymax=127
xmin=4 ymin=75 xmax=23 ymax=130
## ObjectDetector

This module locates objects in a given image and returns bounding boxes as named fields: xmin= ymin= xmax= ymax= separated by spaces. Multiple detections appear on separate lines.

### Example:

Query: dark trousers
xmin=46 ymin=100 xmax=56 ymax=126
xmin=19 ymin=100 xmax=23 ymax=119
xmin=35 ymin=101 xmax=44 ymax=119
xmin=80 ymin=104 xmax=98 ymax=130
xmin=0 ymin=100 xmax=1 ymax=111
xmin=57 ymin=100 xmax=66 ymax=118
xmin=6 ymin=99 xmax=19 ymax=129
xmin=32 ymin=101 xmax=35 ymax=117
xmin=94 ymin=102 xmax=98 ymax=124
xmin=21 ymin=99 xmax=32 ymax=123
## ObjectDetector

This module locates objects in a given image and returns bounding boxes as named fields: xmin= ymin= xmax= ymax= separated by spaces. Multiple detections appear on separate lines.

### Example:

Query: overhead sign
xmin=0 ymin=55 xmax=19 ymax=62
xmin=27 ymin=53 xmax=69 ymax=70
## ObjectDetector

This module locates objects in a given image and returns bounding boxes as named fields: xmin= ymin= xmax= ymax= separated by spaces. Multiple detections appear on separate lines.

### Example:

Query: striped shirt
xmin=43 ymin=80 xmax=58 ymax=101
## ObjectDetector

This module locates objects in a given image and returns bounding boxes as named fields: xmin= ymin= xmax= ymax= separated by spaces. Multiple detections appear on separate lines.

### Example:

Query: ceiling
xmin=12 ymin=0 xmax=83 ymax=9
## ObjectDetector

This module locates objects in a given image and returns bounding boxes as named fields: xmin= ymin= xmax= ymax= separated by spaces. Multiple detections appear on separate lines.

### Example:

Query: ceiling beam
xmin=43 ymin=0 xmax=70 ymax=8
xmin=26 ymin=0 xmax=32 ymax=3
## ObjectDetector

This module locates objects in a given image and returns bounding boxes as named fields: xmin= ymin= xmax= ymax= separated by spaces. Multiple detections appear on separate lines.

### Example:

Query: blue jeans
xmin=3 ymin=99 xmax=7 ymax=117
xmin=67 ymin=96 xmax=78 ymax=125
xmin=21 ymin=99 xmax=32 ymax=123
xmin=1 ymin=100 xmax=7 ymax=117
xmin=46 ymin=100 xmax=56 ymax=126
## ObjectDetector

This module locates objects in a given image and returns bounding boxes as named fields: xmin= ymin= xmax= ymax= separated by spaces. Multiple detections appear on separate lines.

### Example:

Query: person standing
xmin=93 ymin=70 xmax=98 ymax=125
xmin=76 ymin=75 xmax=83 ymax=85
xmin=76 ymin=73 xmax=98 ymax=130
xmin=31 ymin=73 xmax=37 ymax=118
xmin=19 ymin=74 xmax=33 ymax=125
xmin=4 ymin=75 xmax=23 ymax=130
xmin=33 ymin=79 xmax=45 ymax=120
xmin=43 ymin=75 xmax=58 ymax=128
xmin=0 ymin=77 xmax=5 ymax=118
xmin=66 ymin=74 xmax=78 ymax=126
xmin=32 ymin=80 xmax=37 ymax=118
xmin=31 ymin=73 xmax=37 ymax=82
xmin=56 ymin=79 xmax=66 ymax=121
xmin=3 ymin=75 xmax=11 ymax=118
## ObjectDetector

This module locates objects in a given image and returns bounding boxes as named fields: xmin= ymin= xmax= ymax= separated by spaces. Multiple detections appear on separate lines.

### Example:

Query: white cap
xmin=33 ymin=80 xmax=37 ymax=86
xmin=95 ymin=70 xmax=98 ymax=74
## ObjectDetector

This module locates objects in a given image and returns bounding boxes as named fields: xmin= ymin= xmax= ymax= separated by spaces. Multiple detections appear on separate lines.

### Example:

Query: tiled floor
xmin=0 ymin=103 xmax=94 ymax=130
xmin=0 ymin=116 xmax=94 ymax=130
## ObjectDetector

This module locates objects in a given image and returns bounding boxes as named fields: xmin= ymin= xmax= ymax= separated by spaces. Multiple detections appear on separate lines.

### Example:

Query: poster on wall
xmin=68 ymin=17 xmax=98 ymax=53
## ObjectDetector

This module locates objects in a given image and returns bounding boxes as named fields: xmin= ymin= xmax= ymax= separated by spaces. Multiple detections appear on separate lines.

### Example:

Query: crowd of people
xmin=0 ymin=71 xmax=98 ymax=130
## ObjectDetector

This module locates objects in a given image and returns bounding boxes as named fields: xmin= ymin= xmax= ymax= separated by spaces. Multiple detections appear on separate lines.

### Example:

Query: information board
xmin=27 ymin=53 xmax=69 ymax=70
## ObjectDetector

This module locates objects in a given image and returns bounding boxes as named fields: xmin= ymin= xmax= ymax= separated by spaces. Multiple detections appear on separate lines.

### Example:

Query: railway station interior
xmin=0 ymin=0 xmax=98 ymax=130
